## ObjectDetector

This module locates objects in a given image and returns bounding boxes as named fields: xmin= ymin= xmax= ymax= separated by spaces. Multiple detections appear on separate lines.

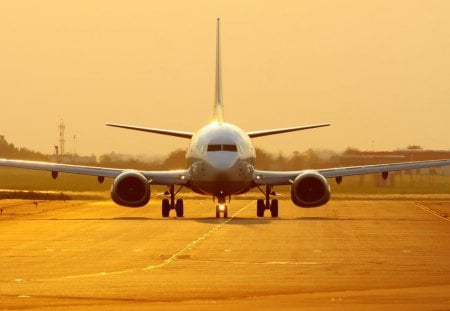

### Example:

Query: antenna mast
xmin=58 ymin=119 xmax=65 ymax=158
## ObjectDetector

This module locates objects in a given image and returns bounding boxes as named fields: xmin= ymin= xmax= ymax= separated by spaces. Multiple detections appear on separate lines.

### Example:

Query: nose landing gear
xmin=214 ymin=195 xmax=229 ymax=218
xmin=215 ymin=204 xmax=228 ymax=218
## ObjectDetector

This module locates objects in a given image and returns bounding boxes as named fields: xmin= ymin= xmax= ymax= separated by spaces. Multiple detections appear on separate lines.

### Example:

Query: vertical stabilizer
xmin=214 ymin=18 xmax=224 ymax=122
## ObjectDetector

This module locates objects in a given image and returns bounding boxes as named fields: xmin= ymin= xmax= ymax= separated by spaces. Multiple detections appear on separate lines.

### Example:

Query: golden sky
xmin=1 ymin=1 xmax=449 ymax=157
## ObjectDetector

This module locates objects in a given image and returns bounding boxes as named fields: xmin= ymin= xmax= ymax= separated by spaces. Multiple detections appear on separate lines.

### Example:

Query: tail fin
xmin=213 ymin=17 xmax=224 ymax=123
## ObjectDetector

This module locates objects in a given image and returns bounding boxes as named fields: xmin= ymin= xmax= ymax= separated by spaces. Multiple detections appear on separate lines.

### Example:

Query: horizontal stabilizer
xmin=247 ymin=123 xmax=330 ymax=138
xmin=106 ymin=123 xmax=193 ymax=139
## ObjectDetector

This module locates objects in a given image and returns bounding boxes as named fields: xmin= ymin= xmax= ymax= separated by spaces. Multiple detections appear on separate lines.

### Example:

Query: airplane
xmin=1 ymin=18 xmax=450 ymax=218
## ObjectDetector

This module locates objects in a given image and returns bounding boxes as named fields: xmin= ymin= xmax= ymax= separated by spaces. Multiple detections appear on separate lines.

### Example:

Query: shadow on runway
xmin=20 ymin=216 xmax=422 ymax=222
xmin=113 ymin=217 xmax=153 ymax=220
xmin=191 ymin=216 xmax=341 ymax=224
xmin=294 ymin=217 xmax=339 ymax=221
xmin=192 ymin=217 xmax=272 ymax=225
xmin=9 ymin=216 xmax=342 ymax=222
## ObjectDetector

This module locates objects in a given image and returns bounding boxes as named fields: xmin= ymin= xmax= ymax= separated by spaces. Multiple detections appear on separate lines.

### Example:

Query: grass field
xmin=0 ymin=167 xmax=449 ymax=201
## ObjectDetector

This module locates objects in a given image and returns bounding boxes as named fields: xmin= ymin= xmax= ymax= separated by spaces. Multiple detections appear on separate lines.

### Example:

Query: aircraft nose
xmin=207 ymin=153 xmax=239 ymax=171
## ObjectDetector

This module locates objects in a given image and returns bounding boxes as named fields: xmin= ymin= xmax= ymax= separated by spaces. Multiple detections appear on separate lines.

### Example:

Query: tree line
xmin=0 ymin=134 xmax=439 ymax=171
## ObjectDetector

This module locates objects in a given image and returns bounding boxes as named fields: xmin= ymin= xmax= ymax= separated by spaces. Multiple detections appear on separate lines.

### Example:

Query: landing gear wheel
xmin=257 ymin=199 xmax=265 ymax=217
xmin=257 ymin=185 xmax=280 ymax=218
xmin=215 ymin=204 xmax=228 ymax=218
xmin=270 ymin=199 xmax=279 ymax=218
xmin=175 ymin=199 xmax=184 ymax=217
xmin=162 ymin=199 xmax=170 ymax=217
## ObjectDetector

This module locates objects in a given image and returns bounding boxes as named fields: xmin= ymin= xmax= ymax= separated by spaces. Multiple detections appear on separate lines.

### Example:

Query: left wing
xmin=253 ymin=159 xmax=450 ymax=185
xmin=0 ymin=159 xmax=189 ymax=185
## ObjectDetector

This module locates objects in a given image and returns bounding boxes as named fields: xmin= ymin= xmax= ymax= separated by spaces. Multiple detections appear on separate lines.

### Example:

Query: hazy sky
xmin=1 ymin=1 xmax=449 ymax=157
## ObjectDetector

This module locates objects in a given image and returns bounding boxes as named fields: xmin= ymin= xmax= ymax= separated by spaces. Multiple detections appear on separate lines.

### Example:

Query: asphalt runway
xmin=0 ymin=198 xmax=449 ymax=310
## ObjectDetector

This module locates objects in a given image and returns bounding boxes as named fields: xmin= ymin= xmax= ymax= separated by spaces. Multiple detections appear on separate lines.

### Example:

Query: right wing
xmin=106 ymin=123 xmax=194 ymax=139
xmin=0 ymin=159 xmax=189 ymax=185
xmin=253 ymin=159 xmax=450 ymax=185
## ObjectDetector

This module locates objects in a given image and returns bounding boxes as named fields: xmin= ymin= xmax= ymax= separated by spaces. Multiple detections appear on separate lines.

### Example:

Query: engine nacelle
xmin=290 ymin=171 xmax=330 ymax=208
xmin=111 ymin=171 xmax=150 ymax=208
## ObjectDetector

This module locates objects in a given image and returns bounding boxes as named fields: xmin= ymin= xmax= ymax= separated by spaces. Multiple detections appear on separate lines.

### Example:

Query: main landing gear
xmin=162 ymin=185 xmax=184 ymax=217
xmin=257 ymin=185 xmax=278 ymax=218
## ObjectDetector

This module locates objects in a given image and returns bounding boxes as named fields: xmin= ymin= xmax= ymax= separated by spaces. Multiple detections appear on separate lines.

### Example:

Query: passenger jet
xmin=1 ymin=19 xmax=449 ymax=218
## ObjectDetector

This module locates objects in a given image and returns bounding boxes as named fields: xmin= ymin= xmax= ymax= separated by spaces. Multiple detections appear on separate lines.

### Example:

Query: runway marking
xmin=63 ymin=201 xmax=254 ymax=280
xmin=143 ymin=201 xmax=253 ymax=271
xmin=413 ymin=202 xmax=450 ymax=222
xmin=260 ymin=261 xmax=318 ymax=265
xmin=191 ymin=259 xmax=318 ymax=265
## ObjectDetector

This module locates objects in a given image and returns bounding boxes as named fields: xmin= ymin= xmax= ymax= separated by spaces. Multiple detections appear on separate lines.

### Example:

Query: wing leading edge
xmin=247 ymin=123 xmax=330 ymax=138
xmin=106 ymin=123 xmax=194 ymax=139
xmin=253 ymin=159 xmax=450 ymax=185
xmin=0 ymin=159 xmax=189 ymax=185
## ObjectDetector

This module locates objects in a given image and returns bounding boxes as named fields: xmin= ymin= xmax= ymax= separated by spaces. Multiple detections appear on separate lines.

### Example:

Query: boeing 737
xmin=1 ymin=18 xmax=450 ymax=218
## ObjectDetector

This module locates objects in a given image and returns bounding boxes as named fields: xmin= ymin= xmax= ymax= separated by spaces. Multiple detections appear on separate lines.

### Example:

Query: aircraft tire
xmin=175 ymin=199 xmax=184 ymax=217
xmin=215 ymin=205 xmax=220 ymax=218
xmin=270 ymin=199 xmax=279 ymax=218
xmin=257 ymin=199 xmax=265 ymax=217
xmin=162 ymin=199 xmax=170 ymax=217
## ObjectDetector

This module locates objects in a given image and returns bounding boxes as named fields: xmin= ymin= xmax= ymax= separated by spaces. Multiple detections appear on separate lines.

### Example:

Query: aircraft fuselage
xmin=187 ymin=122 xmax=256 ymax=202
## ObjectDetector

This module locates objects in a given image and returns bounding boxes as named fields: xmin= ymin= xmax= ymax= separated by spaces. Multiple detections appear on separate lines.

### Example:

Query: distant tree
xmin=302 ymin=149 xmax=320 ymax=168
xmin=407 ymin=145 xmax=423 ymax=150
xmin=98 ymin=152 xmax=159 ymax=170
xmin=289 ymin=151 xmax=305 ymax=170
xmin=0 ymin=135 xmax=48 ymax=160
xmin=160 ymin=149 xmax=186 ymax=169
xmin=343 ymin=147 xmax=361 ymax=155
xmin=255 ymin=148 xmax=275 ymax=169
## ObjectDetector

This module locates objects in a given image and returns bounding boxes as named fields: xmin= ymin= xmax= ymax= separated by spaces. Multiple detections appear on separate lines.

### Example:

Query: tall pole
xmin=73 ymin=135 xmax=76 ymax=156
xmin=58 ymin=120 xmax=65 ymax=158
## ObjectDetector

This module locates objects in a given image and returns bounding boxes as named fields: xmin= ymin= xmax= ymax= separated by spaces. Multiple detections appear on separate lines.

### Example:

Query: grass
xmin=0 ymin=167 xmax=449 ymax=201
xmin=0 ymin=167 xmax=112 ymax=192
xmin=328 ymin=174 xmax=450 ymax=194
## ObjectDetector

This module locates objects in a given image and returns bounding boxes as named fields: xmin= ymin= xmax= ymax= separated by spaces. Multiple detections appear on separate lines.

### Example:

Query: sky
xmin=1 ymin=0 xmax=449 ymax=157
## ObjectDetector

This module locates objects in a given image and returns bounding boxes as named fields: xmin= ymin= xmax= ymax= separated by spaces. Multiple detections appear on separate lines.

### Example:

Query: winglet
xmin=213 ymin=17 xmax=224 ymax=123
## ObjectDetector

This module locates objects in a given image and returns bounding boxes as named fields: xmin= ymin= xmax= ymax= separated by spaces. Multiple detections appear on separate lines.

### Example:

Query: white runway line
xmin=413 ymin=202 xmax=450 ymax=222
xmin=143 ymin=201 xmax=253 ymax=271
xmin=63 ymin=201 xmax=254 ymax=280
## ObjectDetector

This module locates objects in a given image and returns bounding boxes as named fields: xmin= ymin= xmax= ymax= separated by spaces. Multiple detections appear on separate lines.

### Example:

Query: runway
xmin=0 ymin=199 xmax=449 ymax=310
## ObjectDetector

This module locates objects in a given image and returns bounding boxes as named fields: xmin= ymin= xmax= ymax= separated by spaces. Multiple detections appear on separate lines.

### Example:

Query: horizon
xmin=2 ymin=133 xmax=450 ymax=163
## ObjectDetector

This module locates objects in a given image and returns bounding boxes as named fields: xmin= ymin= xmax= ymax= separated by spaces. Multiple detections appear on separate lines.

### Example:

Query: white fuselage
xmin=187 ymin=122 xmax=256 ymax=202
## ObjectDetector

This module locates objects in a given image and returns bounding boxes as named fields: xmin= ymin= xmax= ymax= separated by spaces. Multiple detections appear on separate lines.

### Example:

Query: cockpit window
xmin=222 ymin=144 xmax=237 ymax=151
xmin=207 ymin=144 xmax=222 ymax=151
xmin=207 ymin=144 xmax=237 ymax=152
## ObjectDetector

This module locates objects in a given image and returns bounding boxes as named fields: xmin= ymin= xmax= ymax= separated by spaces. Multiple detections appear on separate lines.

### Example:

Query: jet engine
xmin=111 ymin=171 xmax=150 ymax=207
xmin=290 ymin=171 xmax=330 ymax=208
